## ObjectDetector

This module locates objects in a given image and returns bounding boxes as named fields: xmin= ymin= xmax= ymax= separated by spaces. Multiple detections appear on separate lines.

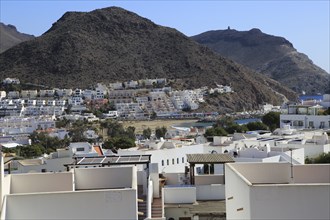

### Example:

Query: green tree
xmin=306 ymin=152 xmax=330 ymax=164
xmin=225 ymin=124 xmax=248 ymax=134
xmin=262 ymin=112 xmax=280 ymax=131
xmin=18 ymin=144 xmax=45 ymax=158
xmin=55 ymin=118 xmax=71 ymax=128
xmin=103 ymin=137 xmax=135 ymax=149
xmin=155 ymin=126 xmax=167 ymax=139
xmin=143 ymin=127 xmax=152 ymax=139
xmin=246 ymin=121 xmax=268 ymax=131
xmin=322 ymin=107 xmax=330 ymax=115
xmin=204 ymin=127 xmax=228 ymax=137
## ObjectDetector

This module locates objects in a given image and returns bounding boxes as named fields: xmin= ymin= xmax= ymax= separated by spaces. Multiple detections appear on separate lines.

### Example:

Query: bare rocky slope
xmin=192 ymin=28 xmax=330 ymax=94
xmin=0 ymin=22 xmax=34 ymax=53
xmin=0 ymin=7 xmax=297 ymax=112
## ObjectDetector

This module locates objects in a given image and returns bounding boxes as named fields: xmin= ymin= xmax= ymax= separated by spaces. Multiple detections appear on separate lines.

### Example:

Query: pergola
xmin=186 ymin=153 xmax=234 ymax=185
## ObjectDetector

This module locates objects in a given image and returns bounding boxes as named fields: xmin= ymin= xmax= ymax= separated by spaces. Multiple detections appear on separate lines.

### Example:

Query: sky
xmin=0 ymin=0 xmax=329 ymax=73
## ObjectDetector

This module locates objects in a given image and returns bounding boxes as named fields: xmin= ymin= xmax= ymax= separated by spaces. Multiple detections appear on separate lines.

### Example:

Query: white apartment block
xmin=109 ymin=82 xmax=124 ymax=90
xmin=115 ymin=102 xmax=145 ymax=119
xmin=39 ymin=89 xmax=55 ymax=97
xmin=0 ymin=116 xmax=55 ymax=134
xmin=6 ymin=91 xmax=19 ymax=99
xmin=68 ymin=96 xmax=83 ymax=105
xmin=12 ymin=99 xmax=24 ymax=105
xmin=73 ymin=89 xmax=83 ymax=97
xmin=225 ymin=162 xmax=330 ymax=220
xmin=83 ymin=89 xmax=93 ymax=100
xmin=280 ymin=105 xmax=330 ymax=129
xmin=320 ymin=94 xmax=330 ymax=108
xmin=94 ymin=89 xmax=105 ymax=100
xmin=23 ymin=106 xmax=64 ymax=116
xmin=36 ymin=100 xmax=46 ymax=106
xmin=55 ymin=89 xmax=73 ymax=97
xmin=21 ymin=90 xmax=38 ymax=98
xmin=56 ymin=100 xmax=66 ymax=106
xmin=47 ymin=100 xmax=56 ymax=106
xmin=124 ymin=80 xmax=139 ymax=89
xmin=0 ymin=91 xmax=6 ymax=100
xmin=26 ymin=99 xmax=36 ymax=106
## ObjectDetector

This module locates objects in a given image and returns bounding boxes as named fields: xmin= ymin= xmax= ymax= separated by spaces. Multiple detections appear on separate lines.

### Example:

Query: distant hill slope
xmin=0 ymin=7 xmax=296 ymax=112
xmin=192 ymin=28 xmax=330 ymax=94
xmin=0 ymin=22 xmax=34 ymax=53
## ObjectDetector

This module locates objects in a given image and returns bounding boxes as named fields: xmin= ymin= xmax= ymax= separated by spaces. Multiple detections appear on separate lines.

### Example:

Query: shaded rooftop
xmin=187 ymin=153 xmax=234 ymax=164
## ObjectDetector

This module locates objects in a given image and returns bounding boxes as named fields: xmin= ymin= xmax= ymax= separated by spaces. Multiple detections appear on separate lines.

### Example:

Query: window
xmin=320 ymin=121 xmax=325 ymax=128
xmin=182 ymin=157 xmax=184 ymax=163
xmin=177 ymin=158 xmax=179 ymax=164
xmin=76 ymin=147 xmax=84 ymax=152
xmin=161 ymin=160 xmax=164 ymax=166
xmin=309 ymin=121 xmax=314 ymax=128
xmin=167 ymin=159 xmax=169 ymax=166
xmin=172 ymin=159 xmax=175 ymax=165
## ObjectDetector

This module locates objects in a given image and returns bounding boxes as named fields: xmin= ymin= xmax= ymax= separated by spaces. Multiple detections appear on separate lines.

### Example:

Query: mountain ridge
xmin=0 ymin=22 xmax=34 ymax=53
xmin=0 ymin=7 xmax=297 ymax=112
xmin=191 ymin=28 xmax=329 ymax=94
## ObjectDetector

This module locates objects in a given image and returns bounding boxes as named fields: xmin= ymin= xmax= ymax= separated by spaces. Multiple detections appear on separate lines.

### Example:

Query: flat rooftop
xmin=227 ymin=163 xmax=330 ymax=186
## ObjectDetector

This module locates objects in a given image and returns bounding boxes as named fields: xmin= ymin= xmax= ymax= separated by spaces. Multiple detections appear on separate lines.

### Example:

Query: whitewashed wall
xmin=74 ymin=166 xmax=135 ymax=190
xmin=225 ymin=163 xmax=252 ymax=220
xmin=5 ymin=189 xmax=137 ymax=220
xmin=250 ymin=185 xmax=330 ymax=220
xmin=10 ymin=172 xmax=74 ymax=194
xmin=196 ymin=184 xmax=225 ymax=200
xmin=163 ymin=187 xmax=196 ymax=204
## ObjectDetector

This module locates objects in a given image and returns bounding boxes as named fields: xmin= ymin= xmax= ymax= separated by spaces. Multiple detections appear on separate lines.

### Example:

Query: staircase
xmin=138 ymin=185 xmax=147 ymax=220
xmin=151 ymin=197 xmax=163 ymax=218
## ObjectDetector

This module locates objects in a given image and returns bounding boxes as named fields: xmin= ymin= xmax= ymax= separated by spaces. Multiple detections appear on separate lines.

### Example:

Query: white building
xmin=6 ymin=91 xmax=19 ymax=99
xmin=55 ymin=88 xmax=73 ymax=97
xmin=83 ymin=89 xmax=93 ymax=100
xmin=21 ymin=90 xmax=38 ymax=99
xmin=225 ymin=162 xmax=330 ymax=220
xmin=1 ymin=154 xmax=141 ymax=220
xmin=2 ymin=78 xmax=20 ymax=84
xmin=0 ymin=116 xmax=55 ymax=134
xmin=39 ymin=89 xmax=55 ymax=97
xmin=0 ymin=91 xmax=6 ymax=100
xmin=280 ymin=105 xmax=330 ymax=129
xmin=124 ymin=80 xmax=139 ymax=89
xmin=36 ymin=100 xmax=46 ymax=106
xmin=109 ymin=82 xmax=124 ymax=90
xmin=320 ymin=94 xmax=330 ymax=108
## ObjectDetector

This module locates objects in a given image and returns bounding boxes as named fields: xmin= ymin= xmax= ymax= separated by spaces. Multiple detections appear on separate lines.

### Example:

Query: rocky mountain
xmin=192 ymin=28 xmax=330 ymax=94
xmin=0 ymin=22 xmax=34 ymax=53
xmin=0 ymin=7 xmax=296 ymax=112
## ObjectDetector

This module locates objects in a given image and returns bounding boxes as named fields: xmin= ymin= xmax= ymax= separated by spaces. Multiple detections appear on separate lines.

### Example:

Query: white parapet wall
xmin=196 ymin=184 xmax=225 ymax=200
xmin=194 ymin=174 xmax=224 ymax=185
xmin=4 ymin=189 xmax=138 ymax=220
xmin=249 ymin=184 xmax=330 ymax=220
xmin=10 ymin=172 xmax=74 ymax=194
xmin=163 ymin=186 xmax=196 ymax=204
xmin=74 ymin=166 xmax=136 ymax=190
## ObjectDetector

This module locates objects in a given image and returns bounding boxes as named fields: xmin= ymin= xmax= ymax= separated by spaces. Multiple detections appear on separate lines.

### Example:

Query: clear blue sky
xmin=1 ymin=0 xmax=329 ymax=73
